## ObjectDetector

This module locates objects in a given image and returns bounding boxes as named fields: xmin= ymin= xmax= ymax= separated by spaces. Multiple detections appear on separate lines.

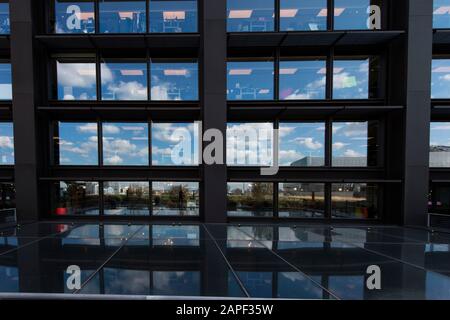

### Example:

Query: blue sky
xmin=433 ymin=0 xmax=450 ymax=28
xmin=332 ymin=122 xmax=368 ymax=165
xmin=432 ymin=59 xmax=450 ymax=99
xmin=101 ymin=62 xmax=148 ymax=100
xmin=58 ymin=122 xmax=98 ymax=165
xmin=280 ymin=0 xmax=327 ymax=31
xmin=99 ymin=1 xmax=147 ymax=33
xmin=0 ymin=63 xmax=11 ymax=100
xmin=0 ymin=122 xmax=14 ymax=165
xmin=227 ymin=61 xmax=274 ymax=100
xmin=332 ymin=59 xmax=369 ymax=99
xmin=430 ymin=122 xmax=450 ymax=147
xmin=0 ymin=3 xmax=9 ymax=34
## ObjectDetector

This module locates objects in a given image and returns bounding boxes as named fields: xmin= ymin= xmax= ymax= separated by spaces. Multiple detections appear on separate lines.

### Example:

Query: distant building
xmin=430 ymin=146 xmax=450 ymax=167
xmin=290 ymin=156 xmax=367 ymax=167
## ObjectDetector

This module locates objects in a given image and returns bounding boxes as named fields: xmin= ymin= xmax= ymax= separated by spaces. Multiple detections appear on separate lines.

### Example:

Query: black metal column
xmin=201 ymin=0 xmax=227 ymax=222
xmin=403 ymin=0 xmax=433 ymax=226
xmin=10 ymin=0 xmax=40 ymax=223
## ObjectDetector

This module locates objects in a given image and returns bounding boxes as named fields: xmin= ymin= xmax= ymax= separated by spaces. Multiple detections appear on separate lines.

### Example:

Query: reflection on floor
xmin=0 ymin=222 xmax=450 ymax=299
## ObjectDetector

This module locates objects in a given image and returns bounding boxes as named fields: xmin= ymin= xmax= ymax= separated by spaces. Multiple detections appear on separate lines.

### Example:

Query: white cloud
xmin=105 ymin=81 xmax=147 ymax=100
xmin=294 ymin=137 xmax=322 ymax=150
xmin=104 ymin=155 xmax=123 ymax=165
xmin=77 ymin=123 xmax=98 ymax=134
xmin=343 ymin=149 xmax=363 ymax=157
xmin=332 ymin=142 xmax=348 ymax=150
xmin=103 ymin=124 xmax=120 ymax=134
xmin=0 ymin=136 xmax=13 ymax=149
xmin=57 ymin=62 xmax=97 ymax=88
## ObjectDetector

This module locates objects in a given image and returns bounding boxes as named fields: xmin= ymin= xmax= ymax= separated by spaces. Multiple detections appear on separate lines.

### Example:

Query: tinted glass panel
xmin=279 ymin=122 xmax=325 ymax=166
xmin=430 ymin=122 xmax=450 ymax=167
xmin=227 ymin=123 xmax=273 ymax=166
xmin=333 ymin=59 xmax=369 ymax=99
xmin=102 ymin=123 xmax=149 ymax=166
xmin=429 ymin=183 xmax=450 ymax=215
xmin=152 ymin=181 xmax=199 ymax=216
xmin=101 ymin=62 xmax=148 ymax=100
xmin=334 ymin=0 xmax=380 ymax=30
xmin=150 ymin=62 xmax=198 ymax=100
xmin=227 ymin=182 xmax=274 ymax=217
xmin=227 ymin=61 xmax=274 ymax=100
xmin=331 ymin=183 xmax=379 ymax=219
xmin=0 ymin=3 xmax=9 ymax=34
xmin=149 ymin=0 xmax=197 ymax=33
xmin=151 ymin=122 xmax=199 ymax=166
xmin=431 ymin=59 xmax=450 ymax=99
xmin=99 ymin=0 xmax=146 ymax=33
xmin=0 ymin=63 xmax=11 ymax=100
xmin=0 ymin=183 xmax=15 ymax=224
xmin=433 ymin=0 xmax=450 ymax=29
xmin=280 ymin=60 xmax=326 ymax=100
xmin=52 ymin=181 xmax=100 ymax=216
xmin=280 ymin=0 xmax=327 ymax=31
xmin=279 ymin=183 xmax=325 ymax=218
xmin=55 ymin=122 xmax=98 ymax=165
xmin=103 ymin=182 xmax=150 ymax=216
xmin=0 ymin=122 xmax=13 ymax=165
xmin=57 ymin=62 xmax=97 ymax=100
xmin=227 ymin=0 xmax=274 ymax=32
xmin=332 ymin=121 xmax=379 ymax=167
xmin=55 ymin=1 xmax=95 ymax=33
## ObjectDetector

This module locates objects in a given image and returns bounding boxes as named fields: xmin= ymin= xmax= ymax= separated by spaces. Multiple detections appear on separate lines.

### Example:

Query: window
xmin=227 ymin=122 xmax=273 ymax=166
xmin=152 ymin=225 xmax=200 ymax=246
xmin=54 ymin=122 xmax=98 ymax=165
xmin=279 ymin=183 xmax=325 ymax=218
xmin=152 ymin=181 xmax=199 ymax=216
xmin=334 ymin=0 xmax=381 ymax=30
xmin=150 ymin=61 xmax=198 ymax=100
xmin=0 ymin=122 xmax=13 ymax=165
xmin=429 ymin=183 xmax=450 ymax=215
xmin=331 ymin=183 xmax=379 ymax=219
xmin=54 ymin=1 xmax=95 ymax=34
xmin=430 ymin=122 xmax=450 ymax=167
xmin=332 ymin=59 xmax=369 ymax=99
xmin=279 ymin=122 xmax=325 ymax=167
xmin=101 ymin=61 xmax=148 ymax=100
xmin=103 ymin=181 xmax=150 ymax=216
xmin=227 ymin=60 xmax=274 ymax=100
xmin=102 ymin=123 xmax=149 ymax=166
xmin=0 ymin=2 xmax=9 ymax=34
xmin=433 ymin=0 xmax=450 ymax=29
xmin=99 ymin=0 xmax=146 ymax=33
xmin=227 ymin=182 xmax=274 ymax=217
xmin=149 ymin=0 xmax=198 ymax=33
xmin=332 ymin=121 xmax=379 ymax=167
xmin=280 ymin=0 xmax=327 ymax=31
xmin=52 ymin=181 xmax=100 ymax=216
xmin=227 ymin=0 xmax=274 ymax=32
xmin=0 ymin=183 xmax=15 ymax=224
xmin=56 ymin=61 xmax=97 ymax=100
xmin=431 ymin=59 xmax=450 ymax=99
xmin=151 ymin=122 xmax=199 ymax=166
xmin=0 ymin=63 xmax=10 ymax=100
xmin=279 ymin=60 xmax=326 ymax=100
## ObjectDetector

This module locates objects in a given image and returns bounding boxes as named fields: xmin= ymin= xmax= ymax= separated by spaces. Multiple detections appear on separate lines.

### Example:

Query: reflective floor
xmin=1 ymin=222 xmax=450 ymax=299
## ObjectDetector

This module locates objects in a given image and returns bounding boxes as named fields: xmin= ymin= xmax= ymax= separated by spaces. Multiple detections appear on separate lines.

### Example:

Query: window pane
xmin=150 ymin=62 xmax=198 ymax=100
xmin=0 ymin=63 xmax=11 ymax=100
xmin=333 ymin=59 xmax=369 ymax=99
xmin=332 ymin=121 xmax=379 ymax=167
xmin=0 ymin=123 xmax=13 ymax=165
xmin=102 ymin=123 xmax=149 ymax=166
xmin=54 ymin=1 xmax=95 ymax=34
xmin=101 ymin=62 xmax=148 ymax=100
xmin=227 ymin=122 xmax=273 ymax=166
xmin=432 ymin=59 xmax=450 ymax=98
xmin=279 ymin=183 xmax=325 ymax=218
xmin=430 ymin=122 xmax=450 ymax=167
xmin=52 ymin=181 xmax=100 ymax=216
xmin=152 ymin=181 xmax=199 ymax=216
xmin=334 ymin=0 xmax=379 ymax=30
xmin=0 ymin=183 xmax=15 ymax=224
xmin=149 ymin=0 xmax=198 ymax=33
xmin=99 ymin=0 xmax=146 ymax=33
xmin=103 ymin=181 xmax=150 ymax=216
xmin=57 ymin=62 xmax=97 ymax=100
xmin=227 ymin=0 xmax=274 ymax=32
xmin=279 ymin=122 xmax=325 ymax=167
xmin=0 ymin=3 xmax=9 ymax=34
xmin=331 ymin=183 xmax=379 ymax=219
xmin=227 ymin=61 xmax=274 ymax=100
xmin=433 ymin=0 xmax=450 ymax=29
xmin=55 ymin=122 xmax=98 ymax=165
xmin=429 ymin=183 xmax=450 ymax=215
xmin=152 ymin=225 xmax=200 ymax=246
xmin=227 ymin=182 xmax=273 ymax=217
xmin=280 ymin=0 xmax=327 ymax=31
xmin=279 ymin=60 xmax=326 ymax=100
xmin=151 ymin=122 xmax=199 ymax=166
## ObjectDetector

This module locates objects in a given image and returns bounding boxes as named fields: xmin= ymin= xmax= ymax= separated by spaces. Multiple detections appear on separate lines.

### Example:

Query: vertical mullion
xmin=325 ymin=182 xmax=332 ymax=220
xmin=325 ymin=118 xmax=332 ymax=167
xmin=96 ymin=51 xmax=101 ymax=101
xmin=273 ymin=119 xmax=279 ymax=219
xmin=274 ymin=0 xmax=280 ymax=32
xmin=274 ymin=48 xmax=280 ymax=101
xmin=94 ymin=0 xmax=100 ymax=33
xmin=146 ymin=0 xmax=150 ymax=33
xmin=147 ymin=50 xmax=151 ymax=101
xmin=99 ymin=181 xmax=104 ymax=217
xmin=327 ymin=0 xmax=334 ymax=31
xmin=98 ymin=119 xmax=103 ymax=166
xmin=326 ymin=49 xmax=334 ymax=100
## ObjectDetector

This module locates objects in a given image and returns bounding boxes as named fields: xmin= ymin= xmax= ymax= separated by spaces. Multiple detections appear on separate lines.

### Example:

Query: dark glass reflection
xmin=280 ymin=0 xmax=327 ymax=31
xmin=152 ymin=182 xmax=199 ymax=216
xmin=0 ymin=183 xmax=15 ymax=224
xmin=279 ymin=183 xmax=325 ymax=218
xmin=331 ymin=183 xmax=379 ymax=219
xmin=54 ymin=1 xmax=95 ymax=34
xmin=51 ymin=181 xmax=100 ymax=216
xmin=429 ymin=183 xmax=450 ymax=215
xmin=0 ymin=122 xmax=13 ymax=165
xmin=227 ymin=61 xmax=274 ymax=100
xmin=99 ymin=0 xmax=146 ymax=33
xmin=149 ymin=0 xmax=197 ymax=33
xmin=227 ymin=0 xmax=274 ymax=32
xmin=103 ymin=182 xmax=150 ymax=216
xmin=227 ymin=182 xmax=274 ymax=217
xmin=0 ymin=2 xmax=9 ymax=34
xmin=433 ymin=0 xmax=450 ymax=29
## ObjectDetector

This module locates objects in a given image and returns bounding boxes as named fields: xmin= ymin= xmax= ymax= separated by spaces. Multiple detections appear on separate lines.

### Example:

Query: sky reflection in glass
xmin=227 ymin=61 xmax=274 ymax=100
xmin=332 ymin=122 xmax=368 ymax=167
xmin=332 ymin=59 xmax=369 ymax=99
xmin=57 ymin=122 xmax=98 ymax=165
xmin=280 ymin=0 xmax=327 ymax=31
xmin=101 ymin=62 xmax=148 ymax=100
xmin=55 ymin=1 xmax=95 ymax=33
xmin=227 ymin=0 xmax=274 ymax=32
xmin=57 ymin=62 xmax=97 ymax=100
xmin=149 ymin=0 xmax=197 ymax=33
xmin=432 ymin=59 xmax=450 ymax=98
xmin=151 ymin=62 xmax=198 ymax=100
xmin=0 ymin=122 xmax=13 ymax=165
xmin=99 ymin=1 xmax=146 ymax=33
